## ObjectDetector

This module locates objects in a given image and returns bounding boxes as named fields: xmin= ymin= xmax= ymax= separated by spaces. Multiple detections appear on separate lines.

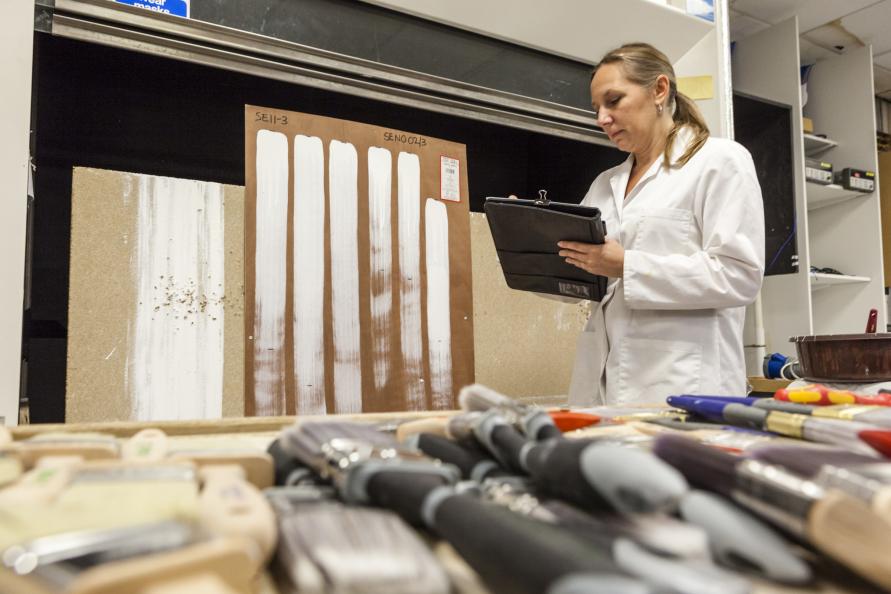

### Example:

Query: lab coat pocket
xmin=636 ymin=207 xmax=693 ymax=255
xmin=616 ymin=338 xmax=702 ymax=404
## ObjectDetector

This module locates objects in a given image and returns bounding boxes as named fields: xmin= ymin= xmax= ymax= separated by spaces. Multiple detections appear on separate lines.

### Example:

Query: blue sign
xmin=114 ymin=0 xmax=189 ymax=18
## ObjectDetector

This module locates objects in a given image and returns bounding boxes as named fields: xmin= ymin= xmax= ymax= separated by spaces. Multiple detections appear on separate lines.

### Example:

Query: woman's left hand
xmin=558 ymin=239 xmax=625 ymax=278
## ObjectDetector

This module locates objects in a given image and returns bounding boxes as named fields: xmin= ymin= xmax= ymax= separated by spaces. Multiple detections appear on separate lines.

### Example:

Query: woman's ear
xmin=653 ymin=74 xmax=671 ymax=105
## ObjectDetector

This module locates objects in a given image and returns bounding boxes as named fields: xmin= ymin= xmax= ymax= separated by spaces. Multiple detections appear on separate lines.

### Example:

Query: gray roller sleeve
xmin=612 ymin=538 xmax=752 ymax=594
xmin=579 ymin=443 xmax=689 ymax=515
xmin=679 ymin=490 xmax=812 ymax=585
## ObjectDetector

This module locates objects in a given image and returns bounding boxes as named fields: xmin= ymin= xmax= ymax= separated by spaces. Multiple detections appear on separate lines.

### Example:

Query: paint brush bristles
xmin=458 ymin=384 xmax=521 ymax=413
xmin=269 ymin=493 xmax=450 ymax=594
xmin=750 ymin=445 xmax=879 ymax=477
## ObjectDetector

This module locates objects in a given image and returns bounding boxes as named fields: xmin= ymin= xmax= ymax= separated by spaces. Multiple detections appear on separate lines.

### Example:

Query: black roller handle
xmin=366 ymin=470 xmax=452 ymax=527
xmin=525 ymin=438 xmax=610 ymax=511
xmin=415 ymin=433 xmax=505 ymax=481
xmin=433 ymin=491 xmax=630 ymax=594
xmin=489 ymin=424 xmax=533 ymax=474
xmin=366 ymin=467 xmax=632 ymax=594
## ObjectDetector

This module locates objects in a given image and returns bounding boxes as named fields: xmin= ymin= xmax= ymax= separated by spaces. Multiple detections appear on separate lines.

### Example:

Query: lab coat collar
xmin=608 ymin=125 xmax=697 ymax=214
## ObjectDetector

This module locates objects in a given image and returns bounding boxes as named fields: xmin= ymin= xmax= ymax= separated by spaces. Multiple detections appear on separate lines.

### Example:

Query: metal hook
xmin=534 ymin=189 xmax=550 ymax=206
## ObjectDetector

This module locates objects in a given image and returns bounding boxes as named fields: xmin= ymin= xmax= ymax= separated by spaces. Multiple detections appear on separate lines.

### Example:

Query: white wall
xmin=0 ymin=0 xmax=34 ymax=425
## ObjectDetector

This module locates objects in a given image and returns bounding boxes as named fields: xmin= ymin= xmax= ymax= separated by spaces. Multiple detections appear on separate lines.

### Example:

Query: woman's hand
xmin=558 ymin=239 xmax=625 ymax=278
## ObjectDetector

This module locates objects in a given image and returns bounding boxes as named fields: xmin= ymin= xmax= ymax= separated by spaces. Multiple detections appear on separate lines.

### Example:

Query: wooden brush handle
xmin=809 ymin=489 xmax=891 ymax=590
xmin=395 ymin=417 xmax=450 ymax=443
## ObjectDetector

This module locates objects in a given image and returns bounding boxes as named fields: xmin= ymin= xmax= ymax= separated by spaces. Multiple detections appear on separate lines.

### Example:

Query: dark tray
xmin=790 ymin=333 xmax=891 ymax=382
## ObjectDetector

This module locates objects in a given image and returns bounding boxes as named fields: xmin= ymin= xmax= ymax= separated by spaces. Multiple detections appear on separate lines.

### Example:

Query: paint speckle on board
xmin=149 ymin=275 xmax=226 ymax=322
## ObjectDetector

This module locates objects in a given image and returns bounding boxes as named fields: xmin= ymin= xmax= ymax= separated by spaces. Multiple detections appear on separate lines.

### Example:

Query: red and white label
xmin=440 ymin=156 xmax=461 ymax=202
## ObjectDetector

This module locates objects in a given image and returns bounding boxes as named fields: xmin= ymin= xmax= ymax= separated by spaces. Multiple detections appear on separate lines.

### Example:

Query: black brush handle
xmin=490 ymin=424 xmax=531 ymax=474
xmin=416 ymin=433 xmax=503 ymax=480
xmin=525 ymin=438 xmax=610 ymax=510
xmin=366 ymin=470 xmax=452 ymax=526
xmin=268 ymin=438 xmax=321 ymax=486
xmin=432 ymin=492 xmax=622 ymax=594
xmin=535 ymin=424 xmax=564 ymax=441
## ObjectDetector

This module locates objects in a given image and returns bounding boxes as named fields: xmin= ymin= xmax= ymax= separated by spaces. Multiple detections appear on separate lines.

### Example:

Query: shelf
xmin=805 ymin=182 xmax=868 ymax=211
xmin=361 ymin=0 xmax=713 ymax=63
xmin=809 ymin=272 xmax=871 ymax=290
xmin=803 ymin=134 xmax=838 ymax=156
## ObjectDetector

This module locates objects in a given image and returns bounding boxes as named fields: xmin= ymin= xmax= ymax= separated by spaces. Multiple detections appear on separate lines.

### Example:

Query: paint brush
xmin=666 ymin=396 xmax=761 ymax=422
xmin=0 ymin=461 xmax=200 ymax=549
xmin=750 ymin=444 xmax=891 ymax=520
xmin=776 ymin=384 xmax=891 ymax=407
xmin=752 ymin=399 xmax=817 ymax=415
xmin=523 ymin=435 xmax=689 ymax=515
xmin=714 ymin=405 xmax=885 ymax=456
xmin=61 ymin=536 xmax=255 ymax=594
xmin=480 ymin=479 xmax=753 ymax=594
xmin=267 ymin=437 xmax=327 ymax=487
xmin=677 ymin=489 xmax=811 ymax=584
xmin=404 ymin=432 xmax=505 ymax=482
xmin=811 ymin=404 xmax=891 ymax=428
xmin=466 ymin=408 xmax=691 ymax=515
xmin=168 ymin=448 xmax=273 ymax=490
xmin=121 ymin=429 xmax=168 ymax=462
xmin=195 ymin=465 xmax=277 ymax=573
xmin=652 ymin=433 xmax=891 ymax=589
xmin=459 ymin=384 xmax=563 ymax=440
xmin=279 ymin=420 xmax=652 ymax=594
xmin=2 ymin=520 xmax=197 ymax=582
xmin=8 ymin=433 xmax=120 ymax=469
xmin=266 ymin=485 xmax=451 ymax=594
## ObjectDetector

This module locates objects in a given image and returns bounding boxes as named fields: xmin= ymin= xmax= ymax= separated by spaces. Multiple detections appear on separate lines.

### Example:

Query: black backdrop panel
xmin=192 ymin=0 xmax=597 ymax=112
xmin=732 ymin=92 xmax=798 ymax=276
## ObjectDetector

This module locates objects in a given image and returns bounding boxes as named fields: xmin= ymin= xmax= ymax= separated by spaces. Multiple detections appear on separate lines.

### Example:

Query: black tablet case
xmin=483 ymin=197 xmax=608 ymax=301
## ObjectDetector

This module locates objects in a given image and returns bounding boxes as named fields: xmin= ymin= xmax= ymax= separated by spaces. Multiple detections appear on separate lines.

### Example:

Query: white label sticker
xmin=440 ymin=156 xmax=460 ymax=202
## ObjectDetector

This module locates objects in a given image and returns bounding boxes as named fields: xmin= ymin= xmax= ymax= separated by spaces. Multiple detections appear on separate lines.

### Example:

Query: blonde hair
xmin=594 ymin=42 xmax=709 ymax=167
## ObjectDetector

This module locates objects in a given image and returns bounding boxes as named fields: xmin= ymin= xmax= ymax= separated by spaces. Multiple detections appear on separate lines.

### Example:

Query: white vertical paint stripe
xmin=329 ymin=140 xmax=362 ymax=414
xmin=253 ymin=130 xmax=289 ymax=416
xmin=129 ymin=175 xmax=225 ymax=421
xmin=424 ymin=199 xmax=453 ymax=409
xmin=397 ymin=152 xmax=425 ymax=409
xmin=293 ymin=135 xmax=327 ymax=415
xmin=368 ymin=146 xmax=393 ymax=391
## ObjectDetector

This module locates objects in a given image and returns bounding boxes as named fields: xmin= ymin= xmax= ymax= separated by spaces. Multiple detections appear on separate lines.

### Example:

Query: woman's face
xmin=590 ymin=63 xmax=660 ymax=154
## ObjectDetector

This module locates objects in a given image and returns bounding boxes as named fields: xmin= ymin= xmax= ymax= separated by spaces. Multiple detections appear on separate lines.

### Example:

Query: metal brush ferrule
xmin=732 ymin=459 xmax=823 ymax=537
xmin=480 ymin=478 xmax=553 ymax=521
xmin=320 ymin=437 xmax=460 ymax=504
xmin=814 ymin=465 xmax=880 ymax=503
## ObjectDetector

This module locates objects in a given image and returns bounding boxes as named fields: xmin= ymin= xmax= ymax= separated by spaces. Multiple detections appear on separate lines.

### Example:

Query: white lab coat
xmin=567 ymin=127 xmax=765 ymax=406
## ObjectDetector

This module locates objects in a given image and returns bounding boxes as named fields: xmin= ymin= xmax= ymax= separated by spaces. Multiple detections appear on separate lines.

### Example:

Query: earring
xmin=656 ymin=103 xmax=664 ymax=114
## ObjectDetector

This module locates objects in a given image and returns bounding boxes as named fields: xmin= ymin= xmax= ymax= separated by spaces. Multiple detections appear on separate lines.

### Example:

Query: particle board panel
xmin=66 ymin=168 xmax=244 ymax=423
xmin=470 ymin=212 xmax=588 ymax=399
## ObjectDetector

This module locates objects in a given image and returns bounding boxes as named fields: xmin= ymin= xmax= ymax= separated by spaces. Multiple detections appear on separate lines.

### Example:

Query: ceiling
xmin=729 ymin=0 xmax=891 ymax=99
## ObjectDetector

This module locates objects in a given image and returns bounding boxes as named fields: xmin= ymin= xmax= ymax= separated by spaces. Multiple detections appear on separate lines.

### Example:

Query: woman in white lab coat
xmin=559 ymin=43 xmax=765 ymax=405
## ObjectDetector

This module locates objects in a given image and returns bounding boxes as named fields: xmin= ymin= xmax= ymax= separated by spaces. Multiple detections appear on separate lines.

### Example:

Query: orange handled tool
xmin=548 ymin=410 xmax=601 ymax=432
xmin=776 ymin=384 xmax=891 ymax=406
